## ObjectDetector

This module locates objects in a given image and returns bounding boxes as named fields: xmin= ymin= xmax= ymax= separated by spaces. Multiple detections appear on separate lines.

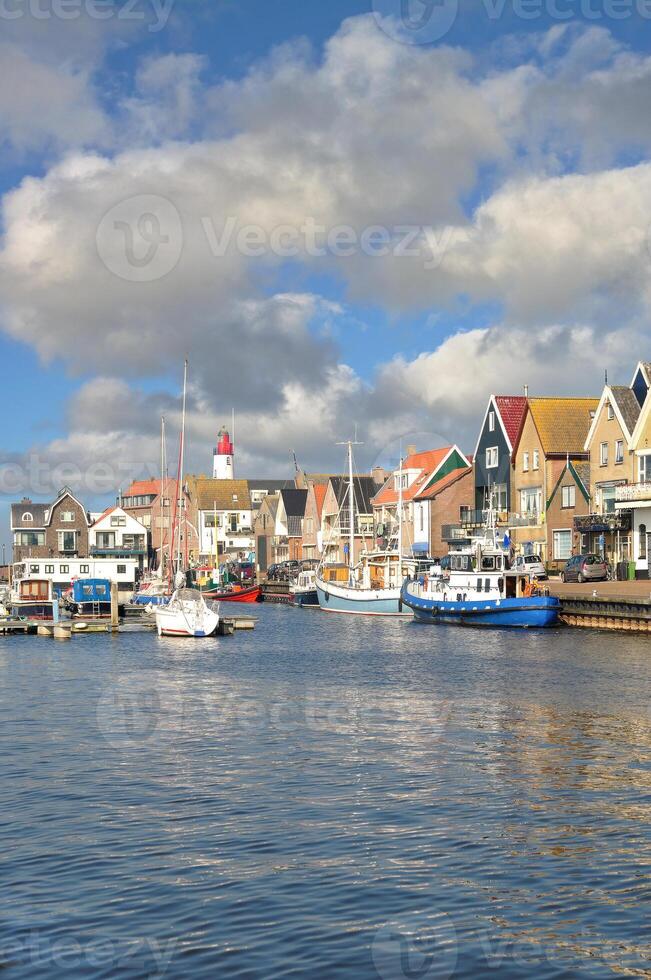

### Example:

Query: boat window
xmin=451 ymin=555 xmax=470 ymax=571
xmin=485 ymin=579 xmax=491 ymax=591
xmin=481 ymin=556 xmax=495 ymax=571
xmin=477 ymin=579 xmax=482 ymax=592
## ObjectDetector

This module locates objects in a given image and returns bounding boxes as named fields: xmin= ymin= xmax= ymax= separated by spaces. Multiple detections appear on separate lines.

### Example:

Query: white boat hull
xmin=155 ymin=590 xmax=219 ymax=637
xmin=315 ymin=577 xmax=410 ymax=616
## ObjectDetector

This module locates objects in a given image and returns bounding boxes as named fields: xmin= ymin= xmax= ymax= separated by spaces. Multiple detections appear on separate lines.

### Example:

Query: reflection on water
xmin=1 ymin=607 xmax=651 ymax=978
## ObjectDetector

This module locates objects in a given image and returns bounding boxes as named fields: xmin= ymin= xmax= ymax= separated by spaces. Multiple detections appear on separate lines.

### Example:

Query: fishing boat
xmin=315 ymin=439 xmax=412 ymax=615
xmin=400 ymin=503 xmax=559 ymax=628
xmin=155 ymin=588 xmax=220 ymax=637
xmin=200 ymin=582 xmax=261 ymax=603
xmin=290 ymin=567 xmax=319 ymax=607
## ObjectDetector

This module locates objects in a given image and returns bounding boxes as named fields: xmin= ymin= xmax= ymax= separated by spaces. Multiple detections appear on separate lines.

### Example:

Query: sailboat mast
xmin=397 ymin=446 xmax=403 ymax=561
xmin=177 ymin=358 xmax=188 ymax=572
xmin=348 ymin=440 xmax=355 ymax=572
xmin=159 ymin=415 xmax=165 ymax=574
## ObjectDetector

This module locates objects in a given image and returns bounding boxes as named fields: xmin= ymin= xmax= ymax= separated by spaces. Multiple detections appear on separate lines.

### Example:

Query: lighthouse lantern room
xmin=213 ymin=426 xmax=234 ymax=479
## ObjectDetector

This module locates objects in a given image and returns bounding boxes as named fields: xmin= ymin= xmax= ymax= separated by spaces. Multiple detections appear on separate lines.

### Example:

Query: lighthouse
xmin=213 ymin=426 xmax=234 ymax=479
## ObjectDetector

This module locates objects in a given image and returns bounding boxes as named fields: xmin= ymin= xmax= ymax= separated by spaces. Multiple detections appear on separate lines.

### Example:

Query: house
xmin=186 ymin=477 xmax=254 ymax=565
xmin=11 ymin=487 xmax=90 ymax=562
xmin=253 ymin=493 xmax=280 ymax=574
xmin=579 ymin=376 xmax=643 ymax=563
xmin=413 ymin=462 xmax=475 ymax=558
xmin=277 ymin=488 xmax=308 ymax=561
xmin=511 ymin=397 xmax=598 ymax=565
xmin=545 ymin=460 xmax=591 ymax=573
xmin=372 ymin=446 xmax=472 ymax=557
xmin=321 ymin=475 xmax=380 ymax=564
xmin=473 ymin=395 xmax=528 ymax=517
xmin=121 ymin=477 xmax=193 ymax=568
xmin=301 ymin=481 xmax=328 ymax=560
xmin=248 ymin=479 xmax=291 ymax=516
xmin=614 ymin=363 xmax=651 ymax=577
xmin=89 ymin=506 xmax=148 ymax=572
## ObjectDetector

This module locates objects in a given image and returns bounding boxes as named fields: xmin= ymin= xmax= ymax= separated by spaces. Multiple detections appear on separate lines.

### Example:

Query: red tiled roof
xmin=123 ymin=478 xmax=179 ymax=498
xmin=414 ymin=466 xmax=471 ymax=501
xmin=373 ymin=447 xmax=452 ymax=506
xmin=313 ymin=483 xmax=327 ymax=520
xmin=494 ymin=396 xmax=528 ymax=449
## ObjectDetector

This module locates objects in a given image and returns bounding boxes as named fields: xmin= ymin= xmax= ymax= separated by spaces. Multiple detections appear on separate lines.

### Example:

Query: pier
xmin=549 ymin=581 xmax=651 ymax=632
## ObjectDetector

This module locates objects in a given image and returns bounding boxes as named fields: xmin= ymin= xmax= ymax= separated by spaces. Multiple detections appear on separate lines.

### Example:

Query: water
xmin=1 ymin=606 xmax=651 ymax=979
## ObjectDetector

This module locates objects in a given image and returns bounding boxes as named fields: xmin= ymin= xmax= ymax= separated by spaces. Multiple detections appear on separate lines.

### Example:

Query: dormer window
xmin=22 ymin=512 xmax=33 ymax=522
xmin=607 ymin=403 xmax=614 ymax=420
xmin=488 ymin=411 xmax=495 ymax=432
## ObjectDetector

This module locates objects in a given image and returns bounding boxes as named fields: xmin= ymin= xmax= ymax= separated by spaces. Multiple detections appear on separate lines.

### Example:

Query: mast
xmin=397 ymin=444 xmax=403 ymax=562
xmin=177 ymin=358 xmax=188 ymax=573
xmin=348 ymin=441 xmax=355 ymax=573
xmin=159 ymin=415 xmax=165 ymax=576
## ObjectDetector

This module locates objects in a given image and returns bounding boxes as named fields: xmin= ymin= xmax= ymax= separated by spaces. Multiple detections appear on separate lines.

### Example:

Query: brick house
xmin=301 ymin=481 xmax=328 ymax=560
xmin=545 ymin=461 xmax=591 ymax=574
xmin=321 ymin=476 xmax=379 ymax=565
xmin=414 ymin=465 xmax=475 ymax=558
xmin=121 ymin=477 xmax=197 ymax=569
xmin=11 ymin=487 xmax=90 ymax=562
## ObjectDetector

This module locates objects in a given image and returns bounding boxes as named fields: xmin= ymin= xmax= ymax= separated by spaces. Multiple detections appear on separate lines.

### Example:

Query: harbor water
xmin=2 ymin=605 xmax=650 ymax=978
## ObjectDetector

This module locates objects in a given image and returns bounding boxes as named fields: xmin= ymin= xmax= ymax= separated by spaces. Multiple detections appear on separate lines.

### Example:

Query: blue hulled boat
xmin=401 ymin=505 xmax=559 ymax=629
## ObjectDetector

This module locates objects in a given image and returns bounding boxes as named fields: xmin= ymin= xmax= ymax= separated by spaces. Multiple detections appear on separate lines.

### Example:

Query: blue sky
xmin=1 ymin=0 xmax=651 ymax=548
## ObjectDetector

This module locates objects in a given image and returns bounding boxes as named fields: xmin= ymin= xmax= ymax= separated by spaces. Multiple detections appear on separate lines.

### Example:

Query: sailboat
xmin=315 ymin=440 xmax=412 ymax=615
xmin=155 ymin=361 xmax=220 ymax=638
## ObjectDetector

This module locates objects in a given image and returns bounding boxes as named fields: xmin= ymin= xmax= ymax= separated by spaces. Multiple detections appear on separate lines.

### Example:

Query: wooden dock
xmin=260 ymin=582 xmax=293 ymax=605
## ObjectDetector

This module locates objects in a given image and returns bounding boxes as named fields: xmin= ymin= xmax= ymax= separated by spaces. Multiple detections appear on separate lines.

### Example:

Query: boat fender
xmin=456 ymin=593 xmax=462 ymax=602
xmin=325 ymin=591 xmax=330 ymax=602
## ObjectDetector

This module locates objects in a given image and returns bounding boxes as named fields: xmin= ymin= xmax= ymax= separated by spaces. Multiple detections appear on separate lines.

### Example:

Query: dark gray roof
xmin=248 ymin=479 xmax=292 ymax=491
xmin=610 ymin=385 xmax=642 ymax=436
xmin=11 ymin=500 xmax=48 ymax=528
xmin=287 ymin=515 xmax=303 ymax=537
xmin=330 ymin=476 xmax=379 ymax=515
xmin=573 ymin=461 xmax=591 ymax=495
xmin=280 ymin=488 xmax=307 ymax=518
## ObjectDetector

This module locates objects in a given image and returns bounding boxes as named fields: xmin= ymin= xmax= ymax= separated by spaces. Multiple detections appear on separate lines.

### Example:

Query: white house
xmin=89 ymin=507 xmax=149 ymax=571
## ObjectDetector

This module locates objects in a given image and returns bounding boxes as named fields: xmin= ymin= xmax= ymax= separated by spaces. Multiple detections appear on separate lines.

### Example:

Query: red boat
xmin=200 ymin=583 xmax=262 ymax=603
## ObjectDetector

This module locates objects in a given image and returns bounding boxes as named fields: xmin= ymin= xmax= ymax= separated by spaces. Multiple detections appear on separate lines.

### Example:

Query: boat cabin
xmin=71 ymin=578 xmax=110 ymax=604
xmin=18 ymin=579 xmax=52 ymax=602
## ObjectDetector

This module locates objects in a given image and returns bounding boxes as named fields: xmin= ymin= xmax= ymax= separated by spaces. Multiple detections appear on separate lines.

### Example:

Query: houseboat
xmin=12 ymin=578 xmax=58 ymax=620
xmin=68 ymin=578 xmax=120 ymax=618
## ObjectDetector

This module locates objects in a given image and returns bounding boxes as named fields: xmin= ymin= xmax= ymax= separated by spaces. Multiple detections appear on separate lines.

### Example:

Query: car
xmin=513 ymin=554 xmax=547 ymax=579
xmin=266 ymin=563 xmax=281 ymax=581
xmin=561 ymin=554 xmax=608 ymax=583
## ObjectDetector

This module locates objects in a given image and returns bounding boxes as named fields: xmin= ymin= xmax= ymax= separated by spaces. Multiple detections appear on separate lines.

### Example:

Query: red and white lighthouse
xmin=213 ymin=426 xmax=234 ymax=479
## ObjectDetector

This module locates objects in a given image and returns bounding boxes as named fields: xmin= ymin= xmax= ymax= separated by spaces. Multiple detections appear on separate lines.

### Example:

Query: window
xmin=533 ymin=450 xmax=540 ymax=470
xmin=45 ymin=565 xmax=54 ymax=574
xmin=615 ymin=440 xmax=624 ymax=464
xmin=419 ymin=506 xmax=424 ymax=533
xmin=15 ymin=531 xmax=45 ymax=546
xmin=520 ymin=487 xmax=541 ymax=518
xmin=553 ymin=530 xmax=572 ymax=560
xmin=601 ymin=486 xmax=616 ymax=514
xmin=30 ymin=564 xmax=39 ymax=573
xmin=80 ymin=564 xmax=89 ymax=574
xmin=110 ymin=515 xmax=126 ymax=527
xmin=60 ymin=565 xmax=69 ymax=574
xmin=561 ymin=485 xmax=576 ymax=509
xmin=639 ymin=454 xmax=651 ymax=483
xmin=488 ymin=411 xmax=495 ymax=432
xmin=607 ymin=402 xmax=614 ymax=420
xmin=58 ymin=530 xmax=77 ymax=552
xmin=96 ymin=532 xmax=115 ymax=549
xmin=142 ymin=515 xmax=151 ymax=527
xmin=117 ymin=565 xmax=126 ymax=574
xmin=640 ymin=524 xmax=648 ymax=561
xmin=486 ymin=447 xmax=498 ymax=469
xmin=523 ymin=452 xmax=529 ymax=472
xmin=22 ymin=512 xmax=33 ymax=522
xmin=60 ymin=511 xmax=75 ymax=522
xmin=600 ymin=442 xmax=609 ymax=466
xmin=163 ymin=498 xmax=170 ymax=507
xmin=460 ymin=505 xmax=471 ymax=521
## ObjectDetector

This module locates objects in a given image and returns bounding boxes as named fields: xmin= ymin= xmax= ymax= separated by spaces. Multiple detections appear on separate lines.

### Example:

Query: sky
xmin=2 ymin=0 xmax=651 ymax=546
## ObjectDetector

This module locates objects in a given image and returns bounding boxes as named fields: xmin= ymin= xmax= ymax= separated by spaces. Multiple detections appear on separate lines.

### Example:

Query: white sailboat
xmin=315 ymin=440 xmax=412 ymax=615
xmin=155 ymin=361 xmax=219 ymax=637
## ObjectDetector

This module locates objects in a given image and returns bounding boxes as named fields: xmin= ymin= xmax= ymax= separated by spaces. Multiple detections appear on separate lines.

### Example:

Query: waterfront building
xmin=11 ymin=557 xmax=139 ymax=597
xmin=89 ymin=506 xmax=148 ymax=572
xmin=614 ymin=364 xmax=651 ymax=577
xmin=372 ymin=446 xmax=472 ymax=558
xmin=511 ymin=397 xmax=598 ymax=568
xmin=120 ymin=477 xmax=194 ymax=568
xmin=414 ymin=461 xmax=475 ymax=558
xmin=11 ymin=486 xmax=91 ymax=562
xmin=321 ymin=476 xmax=380 ymax=565
xmin=301 ymin=481 xmax=328 ymax=561
xmin=580 ymin=377 xmax=642 ymax=564
xmin=473 ymin=395 xmax=528 ymax=517
xmin=186 ymin=477 xmax=254 ymax=565
xmin=253 ymin=492 xmax=280 ymax=573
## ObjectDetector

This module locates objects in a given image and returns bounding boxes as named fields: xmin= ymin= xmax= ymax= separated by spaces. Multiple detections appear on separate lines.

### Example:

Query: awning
xmin=411 ymin=542 xmax=429 ymax=553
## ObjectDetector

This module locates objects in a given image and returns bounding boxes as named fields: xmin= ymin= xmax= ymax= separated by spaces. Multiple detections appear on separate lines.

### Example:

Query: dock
xmin=260 ymin=582 xmax=293 ymax=604
xmin=549 ymin=581 xmax=651 ymax=632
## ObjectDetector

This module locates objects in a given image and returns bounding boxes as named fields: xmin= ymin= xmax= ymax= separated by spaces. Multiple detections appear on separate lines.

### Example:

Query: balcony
xmin=574 ymin=512 xmax=631 ymax=533
xmin=90 ymin=545 xmax=147 ymax=557
xmin=615 ymin=482 xmax=651 ymax=503
xmin=508 ymin=512 xmax=543 ymax=527
xmin=442 ymin=525 xmax=472 ymax=543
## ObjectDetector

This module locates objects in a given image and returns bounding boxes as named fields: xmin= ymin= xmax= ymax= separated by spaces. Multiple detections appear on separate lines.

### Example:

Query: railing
xmin=615 ymin=482 xmax=651 ymax=502
xmin=441 ymin=525 xmax=471 ymax=542
xmin=90 ymin=546 xmax=147 ymax=556
xmin=508 ymin=512 xmax=543 ymax=527
xmin=574 ymin=512 xmax=631 ymax=532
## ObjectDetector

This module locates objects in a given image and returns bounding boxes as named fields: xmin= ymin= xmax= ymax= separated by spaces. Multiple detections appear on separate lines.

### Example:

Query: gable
xmin=631 ymin=364 xmax=650 ymax=408
xmin=473 ymin=396 xmax=512 ymax=459
xmin=546 ymin=461 xmax=590 ymax=510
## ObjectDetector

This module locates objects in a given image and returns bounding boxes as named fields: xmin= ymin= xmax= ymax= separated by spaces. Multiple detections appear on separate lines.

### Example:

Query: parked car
xmin=513 ymin=554 xmax=547 ymax=580
xmin=561 ymin=554 xmax=608 ymax=583
xmin=266 ymin=563 xmax=281 ymax=581
xmin=277 ymin=560 xmax=300 ymax=582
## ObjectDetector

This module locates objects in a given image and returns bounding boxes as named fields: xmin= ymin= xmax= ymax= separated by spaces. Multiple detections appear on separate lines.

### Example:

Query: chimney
xmin=406 ymin=444 xmax=417 ymax=456
xmin=523 ymin=384 xmax=529 ymax=398
xmin=371 ymin=466 xmax=386 ymax=486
